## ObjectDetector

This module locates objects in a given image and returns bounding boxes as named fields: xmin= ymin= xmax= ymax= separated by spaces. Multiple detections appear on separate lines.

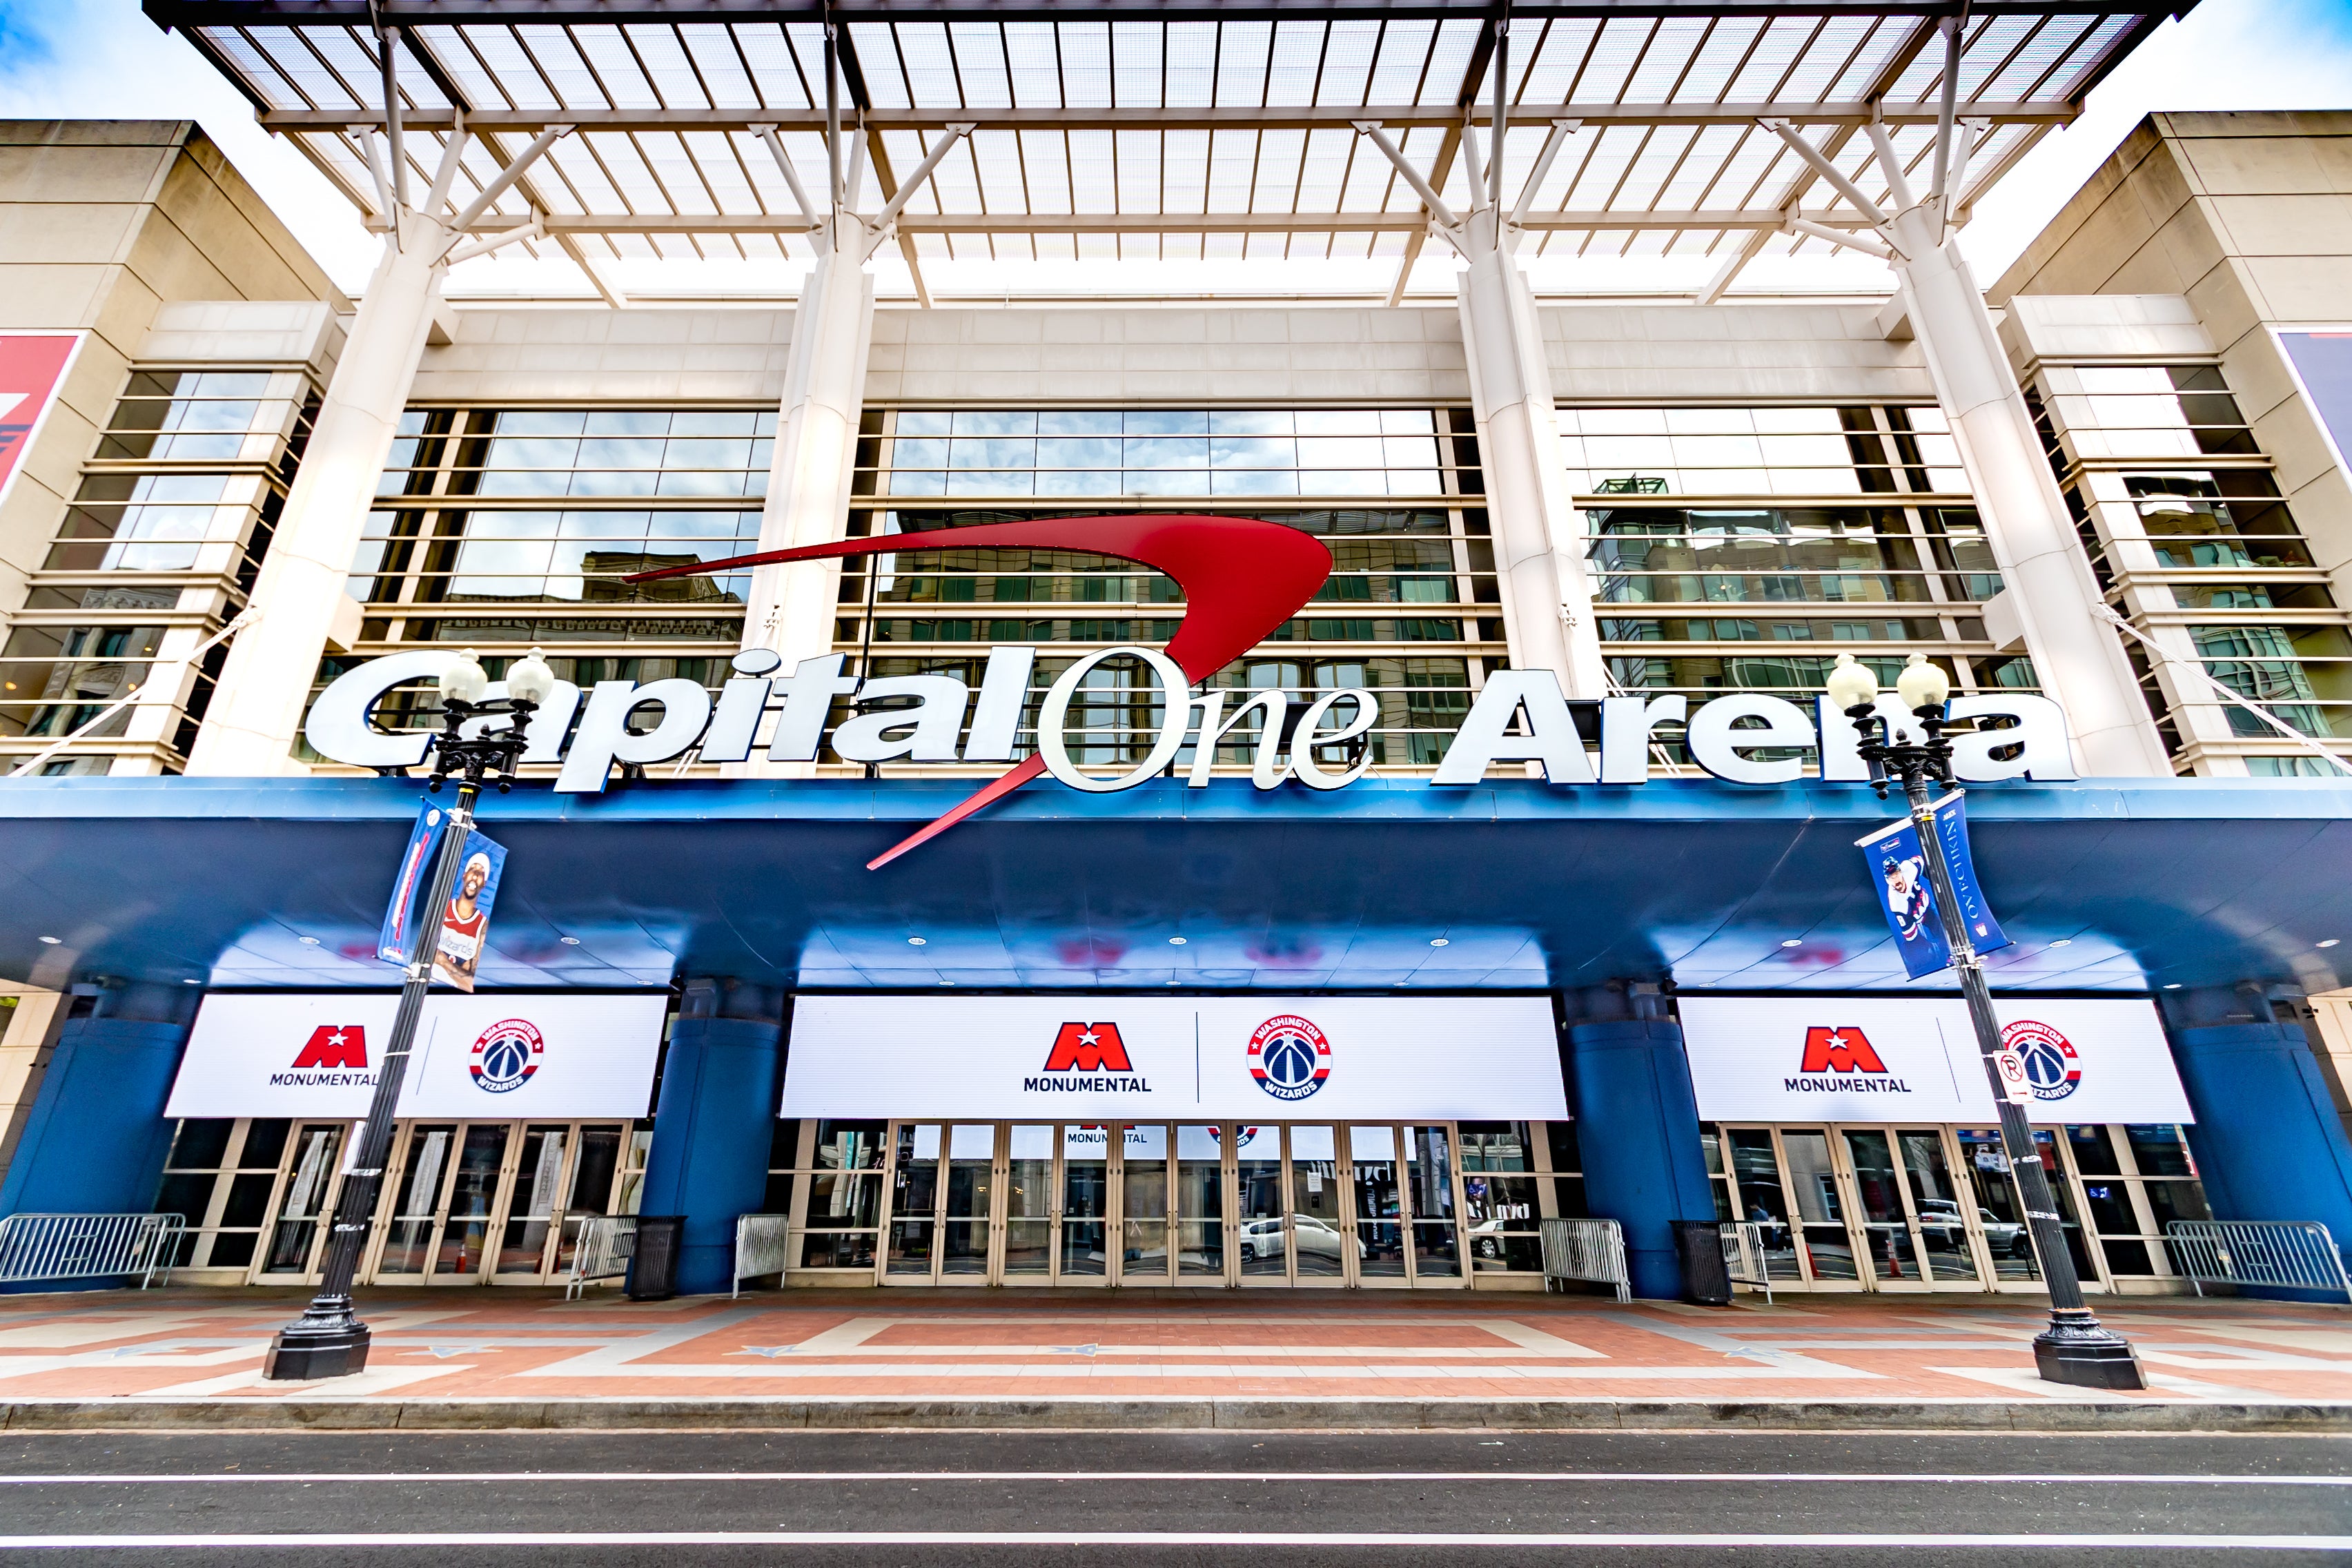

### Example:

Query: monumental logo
xmin=469 ymin=1018 xmax=545 ymax=1094
xmin=2001 ymin=1019 xmax=2082 ymax=1101
xmin=272 ymin=1025 xmax=372 ymax=1087
xmin=1784 ymin=1026 xmax=1912 ymax=1094
xmin=1249 ymin=1015 xmax=1331 ymax=1102
xmin=1026 ymin=1022 xmax=1151 ymax=1093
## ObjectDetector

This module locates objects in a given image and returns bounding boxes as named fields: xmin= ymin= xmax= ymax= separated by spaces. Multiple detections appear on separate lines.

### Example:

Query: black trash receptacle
xmin=1673 ymin=1219 xmax=1732 ymax=1306
xmin=627 ymin=1215 xmax=685 ymax=1301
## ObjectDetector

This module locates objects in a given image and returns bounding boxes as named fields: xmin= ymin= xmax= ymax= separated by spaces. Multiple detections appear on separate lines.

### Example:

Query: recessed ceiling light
xmin=907 ymin=936 xmax=927 ymax=946
xmin=1167 ymin=979 xmax=1180 ymax=986
xmin=2050 ymin=939 xmax=2072 ymax=948
xmin=1168 ymin=936 xmax=1186 ymax=945
xmin=37 ymin=936 xmax=59 ymax=945
xmin=2163 ymin=983 xmax=2182 ymax=990
xmin=298 ymin=936 xmax=320 ymax=946
xmin=1429 ymin=937 xmax=1449 ymax=948
xmin=939 ymin=979 xmax=954 ymax=986
xmin=1781 ymin=939 xmax=1802 ymax=948
xmin=2320 ymin=939 xmax=2341 ymax=950
xmin=559 ymin=936 xmax=581 ymax=945
xmin=183 ymin=979 xmax=199 ymax=985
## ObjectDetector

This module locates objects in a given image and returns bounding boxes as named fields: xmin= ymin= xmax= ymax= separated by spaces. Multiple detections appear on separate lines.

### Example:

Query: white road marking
xmin=0 ymin=1471 xmax=2342 ymax=1487
xmin=0 ymin=1531 xmax=2342 ymax=1549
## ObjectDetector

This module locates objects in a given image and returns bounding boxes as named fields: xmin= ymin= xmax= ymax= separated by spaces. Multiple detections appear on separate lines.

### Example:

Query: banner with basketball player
xmin=431 ymin=829 xmax=507 ymax=992
xmin=376 ymin=802 xmax=447 ymax=966
xmin=1856 ymin=792 xmax=2009 ymax=979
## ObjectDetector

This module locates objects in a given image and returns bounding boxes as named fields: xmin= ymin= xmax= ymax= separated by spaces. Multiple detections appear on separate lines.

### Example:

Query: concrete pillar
xmin=1885 ymin=208 xmax=2170 ymax=777
xmin=187 ymin=214 xmax=450 ymax=776
xmin=639 ymin=981 xmax=786 ymax=1296
xmin=1455 ymin=211 xmax=1609 ymax=698
xmin=0 ymin=986 xmax=66 ymax=1195
xmin=0 ymin=985 xmax=195 ymax=1288
xmin=1565 ymin=1017 xmax=1718 ymax=1300
xmin=746 ymin=222 xmax=873 ymax=672
xmin=2166 ymin=1020 xmax=2352 ymax=1257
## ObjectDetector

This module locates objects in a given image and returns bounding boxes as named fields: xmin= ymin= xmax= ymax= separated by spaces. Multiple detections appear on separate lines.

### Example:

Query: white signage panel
xmin=1677 ymin=996 xmax=2193 ymax=1124
xmin=166 ymin=992 xmax=665 ymax=1119
xmin=781 ymin=995 xmax=1567 ymax=1121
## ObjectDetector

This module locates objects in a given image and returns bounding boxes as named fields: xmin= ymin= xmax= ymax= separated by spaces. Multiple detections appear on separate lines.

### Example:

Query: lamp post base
xmin=263 ymin=1304 xmax=373 ymax=1381
xmin=2033 ymin=1317 xmax=2148 ymax=1391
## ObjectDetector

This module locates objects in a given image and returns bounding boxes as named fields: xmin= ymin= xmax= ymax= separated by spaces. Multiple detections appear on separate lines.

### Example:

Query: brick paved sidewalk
xmin=0 ymin=1286 xmax=2348 ymax=1413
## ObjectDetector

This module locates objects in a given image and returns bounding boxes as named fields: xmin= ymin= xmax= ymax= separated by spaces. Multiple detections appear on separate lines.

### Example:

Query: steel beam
xmin=144 ymin=1 xmax=2188 ymax=25
xmin=388 ymin=207 xmax=1874 ymax=237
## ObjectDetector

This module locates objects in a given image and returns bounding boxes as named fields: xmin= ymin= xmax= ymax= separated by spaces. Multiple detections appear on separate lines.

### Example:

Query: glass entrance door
xmin=1286 ymin=1124 xmax=1349 ymax=1284
xmin=255 ymin=1122 xmax=346 ymax=1282
xmin=1235 ymin=1126 xmax=1287 ymax=1285
xmin=1057 ymin=1126 xmax=1111 ymax=1284
xmin=1002 ymin=1124 xmax=1055 ymax=1281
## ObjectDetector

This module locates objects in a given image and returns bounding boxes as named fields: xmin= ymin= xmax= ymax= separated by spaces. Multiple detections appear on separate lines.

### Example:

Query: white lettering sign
xmin=304 ymin=647 xmax=2078 ymax=794
xmin=164 ymin=992 xmax=666 ymax=1119
xmin=781 ymin=994 xmax=1568 ymax=1121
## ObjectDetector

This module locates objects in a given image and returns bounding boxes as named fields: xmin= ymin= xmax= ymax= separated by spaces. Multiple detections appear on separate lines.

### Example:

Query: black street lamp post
xmin=1825 ymin=651 xmax=2146 ymax=1390
xmin=264 ymin=648 xmax=554 ymax=1381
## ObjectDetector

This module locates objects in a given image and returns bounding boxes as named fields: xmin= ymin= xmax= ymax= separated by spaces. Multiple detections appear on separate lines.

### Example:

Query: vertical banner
xmin=1857 ymin=792 xmax=2010 ymax=979
xmin=1929 ymin=791 xmax=2010 ymax=957
xmin=1858 ymin=814 xmax=1950 ymax=979
xmin=431 ymin=830 xmax=507 ymax=992
xmin=377 ymin=803 xmax=447 ymax=965
xmin=0 ymin=333 xmax=84 ymax=509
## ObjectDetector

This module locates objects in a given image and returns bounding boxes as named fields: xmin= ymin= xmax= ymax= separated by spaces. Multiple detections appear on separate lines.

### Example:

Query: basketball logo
xmin=1248 ymin=1015 xmax=1331 ymax=1102
xmin=469 ymin=1018 xmax=544 ymax=1094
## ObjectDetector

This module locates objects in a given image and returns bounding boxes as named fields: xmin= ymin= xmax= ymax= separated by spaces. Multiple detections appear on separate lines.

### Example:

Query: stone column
xmin=1887 ymin=208 xmax=2170 ymax=777
xmin=1456 ymin=209 xmax=1609 ymax=698
xmin=186 ymin=215 xmax=449 ymax=776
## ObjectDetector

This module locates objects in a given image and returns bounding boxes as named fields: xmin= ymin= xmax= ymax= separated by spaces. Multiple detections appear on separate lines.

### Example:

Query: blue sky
xmin=3 ymin=0 xmax=2349 ymax=297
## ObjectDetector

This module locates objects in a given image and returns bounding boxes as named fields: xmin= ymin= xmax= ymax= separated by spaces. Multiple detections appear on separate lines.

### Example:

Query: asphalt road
xmin=0 ymin=1429 xmax=2346 ymax=1565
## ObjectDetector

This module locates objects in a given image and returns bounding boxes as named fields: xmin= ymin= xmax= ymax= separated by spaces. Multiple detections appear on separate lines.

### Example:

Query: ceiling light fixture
xmin=298 ymin=936 xmax=321 ymax=946
xmin=559 ymin=936 xmax=581 ymax=945
xmin=1168 ymin=936 xmax=1186 ymax=945
xmin=37 ymin=936 xmax=59 ymax=945
xmin=1781 ymin=939 xmax=1802 ymax=948
xmin=907 ymin=936 xmax=928 ymax=946
xmin=2050 ymin=939 xmax=2072 ymax=948
xmin=1429 ymin=937 xmax=1449 ymax=948
xmin=2163 ymin=983 xmax=2182 ymax=990
xmin=2320 ymin=939 xmax=2341 ymax=950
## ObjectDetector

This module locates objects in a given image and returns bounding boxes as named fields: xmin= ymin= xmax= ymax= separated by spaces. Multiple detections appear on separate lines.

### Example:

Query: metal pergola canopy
xmin=144 ymin=0 xmax=2186 ymax=287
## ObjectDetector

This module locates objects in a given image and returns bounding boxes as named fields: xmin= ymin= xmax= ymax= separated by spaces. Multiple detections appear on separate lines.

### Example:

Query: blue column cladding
xmin=1566 ymin=1019 xmax=1719 ymax=1300
xmin=2168 ymin=1022 xmax=2352 ymax=1255
xmin=0 ymin=985 xmax=195 ymax=1289
xmin=640 ymin=984 xmax=786 ymax=1297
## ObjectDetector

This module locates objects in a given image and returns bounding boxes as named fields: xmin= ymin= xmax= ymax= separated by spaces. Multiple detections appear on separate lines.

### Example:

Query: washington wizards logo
xmin=629 ymin=516 xmax=1331 ymax=869
xmin=469 ymin=1018 xmax=544 ymax=1094
xmin=2001 ymin=1019 xmax=2082 ymax=1101
xmin=1248 ymin=1015 xmax=1331 ymax=1102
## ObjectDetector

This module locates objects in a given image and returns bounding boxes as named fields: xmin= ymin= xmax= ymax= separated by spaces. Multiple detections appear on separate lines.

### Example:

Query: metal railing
xmin=733 ymin=1214 xmax=792 ymax=1298
xmin=564 ymin=1215 xmax=636 ymax=1300
xmin=1719 ymin=1221 xmax=1776 ymax=1305
xmin=0 ymin=1213 xmax=185 ymax=1289
xmin=2165 ymin=1220 xmax=2352 ymax=1304
xmin=1538 ymin=1217 xmax=1630 ymax=1303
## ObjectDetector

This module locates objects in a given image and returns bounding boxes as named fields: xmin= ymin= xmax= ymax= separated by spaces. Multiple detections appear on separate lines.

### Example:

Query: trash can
xmin=626 ymin=1215 xmax=685 ymax=1301
xmin=1672 ymin=1219 xmax=1732 ymax=1306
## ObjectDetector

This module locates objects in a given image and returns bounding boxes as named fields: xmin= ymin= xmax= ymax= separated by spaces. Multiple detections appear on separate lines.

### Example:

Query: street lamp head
xmin=438 ymin=647 xmax=490 ymax=705
xmin=1896 ymin=651 xmax=1950 ymax=714
xmin=1825 ymin=651 xmax=1879 ymax=712
xmin=505 ymin=646 xmax=557 ymax=707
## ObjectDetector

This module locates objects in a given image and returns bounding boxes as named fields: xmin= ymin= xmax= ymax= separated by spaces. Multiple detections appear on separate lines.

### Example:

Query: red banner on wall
xmin=0 ymin=333 xmax=84 ymax=508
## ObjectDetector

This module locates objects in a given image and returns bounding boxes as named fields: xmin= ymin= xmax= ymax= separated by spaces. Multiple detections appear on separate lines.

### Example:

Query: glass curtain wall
xmin=8 ymin=369 xmax=318 ymax=773
xmin=1574 ymin=406 xmax=2020 ymax=766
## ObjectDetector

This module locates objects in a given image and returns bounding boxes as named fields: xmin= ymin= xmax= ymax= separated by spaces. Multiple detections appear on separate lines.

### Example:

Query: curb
xmin=5 ymin=1398 xmax=2350 ymax=1433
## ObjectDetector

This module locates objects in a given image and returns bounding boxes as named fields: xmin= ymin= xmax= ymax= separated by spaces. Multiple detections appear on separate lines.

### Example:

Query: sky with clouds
xmin=2 ymin=0 xmax=2349 ymax=301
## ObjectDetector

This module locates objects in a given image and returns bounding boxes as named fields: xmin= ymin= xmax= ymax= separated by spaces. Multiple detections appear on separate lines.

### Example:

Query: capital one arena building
xmin=3 ymin=0 xmax=2352 ymax=1304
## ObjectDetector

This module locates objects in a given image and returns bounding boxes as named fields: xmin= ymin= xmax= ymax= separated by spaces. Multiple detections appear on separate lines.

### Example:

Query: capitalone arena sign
xmin=306 ymin=514 xmax=2077 ymax=859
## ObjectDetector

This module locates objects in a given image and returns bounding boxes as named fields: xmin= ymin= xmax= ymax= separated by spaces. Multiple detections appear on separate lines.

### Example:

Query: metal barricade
xmin=565 ymin=1215 xmax=637 ymax=1300
xmin=0 ymin=1213 xmax=184 ymax=1289
xmin=1538 ymin=1217 xmax=1631 ymax=1303
xmin=1719 ymin=1221 xmax=1775 ymax=1305
xmin=2165 ymin=1220 xmax=2352 ymax=1303
xmin=733 ymin=1214 xmax=793 ymax=1298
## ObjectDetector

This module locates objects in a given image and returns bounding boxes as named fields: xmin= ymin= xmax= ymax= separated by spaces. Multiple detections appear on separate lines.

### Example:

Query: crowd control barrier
xmin=1719 ymin=1221 xmax=1777 ymax=1304
xmin=564 ymin=1215 xmax=636 ymax=1300
xmin=733 ymin=1214 xmax=792 ymax=1297
xmin=2164 ymin=1220 xmax=2351 ymax=1304
xmin=1538 ymin=1217 xmax=1631 ymax=1302
xmin=0 ymin=1213 xmax=184 ymax=1289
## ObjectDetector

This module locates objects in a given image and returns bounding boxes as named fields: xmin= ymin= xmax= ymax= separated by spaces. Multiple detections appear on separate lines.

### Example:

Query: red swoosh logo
xmin=628 ymin=515 xmax=1331 ymax=868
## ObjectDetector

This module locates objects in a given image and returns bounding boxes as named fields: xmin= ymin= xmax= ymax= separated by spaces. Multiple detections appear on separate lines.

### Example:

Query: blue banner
xmin=377 ymin=803 xmax=447 ymax=966
xmin=1856 ymin=791 xmax=2010 ymax=980
xmin=431 ymin=830 xmax=507 ymax=993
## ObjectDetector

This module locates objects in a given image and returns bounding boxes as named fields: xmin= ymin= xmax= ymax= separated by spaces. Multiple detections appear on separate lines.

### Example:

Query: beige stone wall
xmin=0 ymin=987 xmax=66 ymax=1195
xmin=0 ymin=121 xmax=342 ymax=625
xmin=1992 ymin=111 xmax=2352 ymax=601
